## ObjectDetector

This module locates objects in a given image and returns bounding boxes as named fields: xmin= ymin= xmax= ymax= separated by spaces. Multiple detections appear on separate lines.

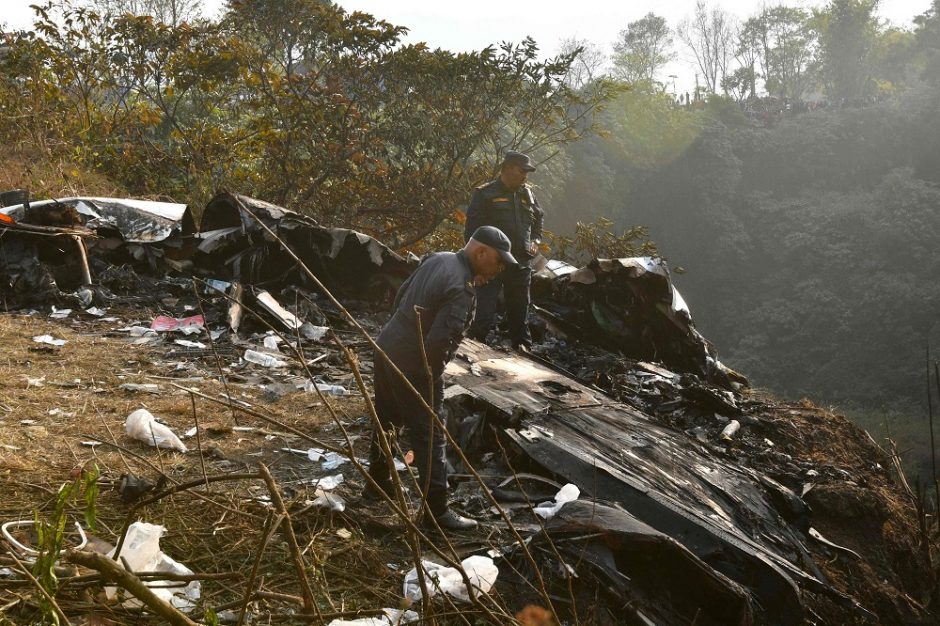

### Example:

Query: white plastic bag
xmin=125 ymin=409 xmax=188 ymax=453
xmin=532 ymin=483 xmax=580 ymax=520
xmin=403 ymin=555 xmax=498 ymax=603
xmin=106 ymin=522 xmax=200 ymax=612
xmin=326 ymin=608 xmax=418 ymax=626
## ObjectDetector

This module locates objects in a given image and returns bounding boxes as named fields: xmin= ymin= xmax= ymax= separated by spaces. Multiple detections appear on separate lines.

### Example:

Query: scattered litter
xmin=33 ymin=335 xmax=67 ymax=347
xmin=204 ymin=279 xmax=231 ymax=293
xmin=2 ymin=519 xmax=88 ymax=556
xmin=281 ymin=447 xmax=325 ymax=461
xmin=174 ymin=339 xmax=207 ymax=349
xmin=118 ymin=325 xmax=157 ymax=337
xmin=300 ymin=381 xmax=348 ymax=396
xmin=49 ymin=306 xmax=71 ymax=319
xmin=48 ymin=408 xmax=76 ymax=418
xmin=263 ymin=335 xmax=281 ymax=351
xmin=20 ymin=420 xmax=36 ymax=425
xmin=84 ymin=306 xmax=107 ymax=316
xmin=720 ymin=420 xmax=741 ymax=441
xmin=308 ymin=474 xmax=344 ymax=490
xmin=533 ymin=483 xmax=580 ymax=520
xmin=119 ymin=383 xmax=162 ymax=394
xmin=244 ymin=349 xmax=288 ymax=368
xmin=255 ymin=290 xmax=303 ymax=330
xmin=215 ymin=609 xmax=240 ymax=623
xmin=326 ymin=609 xmax=418 ymax=626
xmin=308 ymin=490 xmax=346 ymax=512
xmin=403 ymin=555 xmax=499 ymax=603
xmin=80 ymin=441 xmax=103 ymax=447
xmin=300 ymin=322 xmax=329 ymax=341
xmin=322 ymin=452 xmax=351 ymax=471
xmin=150 ymin=314 xmax=205 ymax=335
xmin=25 ymin=376 xmax=45 ymax=387
xmin=106 ymin=522 xmax=200 ymax=612
xmin=118 ymin=474 xmax=156 ymax=503
xmin=125 ymin=409 xmax=188 ymax=453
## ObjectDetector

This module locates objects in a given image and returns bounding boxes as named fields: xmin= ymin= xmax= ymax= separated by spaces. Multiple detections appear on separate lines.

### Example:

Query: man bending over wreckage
xmin=367 ymin=226 xmax=516 ymax=530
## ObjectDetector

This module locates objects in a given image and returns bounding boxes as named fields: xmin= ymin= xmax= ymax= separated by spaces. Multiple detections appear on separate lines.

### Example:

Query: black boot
xmin=431 ymin=508 xmax=479 ymax=531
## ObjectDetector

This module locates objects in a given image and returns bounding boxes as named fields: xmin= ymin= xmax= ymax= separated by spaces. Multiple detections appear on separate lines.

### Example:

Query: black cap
xmin=501 ymin=150 xmax=536 ymax=172
xmin=470 ymin=225 xmax=518 ymax=266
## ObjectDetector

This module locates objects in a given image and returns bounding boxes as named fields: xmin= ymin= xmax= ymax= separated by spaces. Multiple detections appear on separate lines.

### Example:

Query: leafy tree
xmin=86 ymin=0 xmax=204 ymax=26
xmin=813 ymin=0 xmax=880 ymax=101
xmin=1 ymin=0 xmax=615 ymax=246
xmin=728 ymin=20 xmax=762 ymax=99
xmin=745 ymin=5 xmax=817 ymax=98
xmin=914 ymin=0 xmax=940 ymax=83
xmin=611 ymin=12 xmax=674 ymax=88
xmin=677 ymin=1 xmax=736 ymax=94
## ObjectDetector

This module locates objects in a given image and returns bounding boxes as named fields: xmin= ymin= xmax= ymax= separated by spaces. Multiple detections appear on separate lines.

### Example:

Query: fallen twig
xmin=65 ymin=549 xmax=199 ymax=626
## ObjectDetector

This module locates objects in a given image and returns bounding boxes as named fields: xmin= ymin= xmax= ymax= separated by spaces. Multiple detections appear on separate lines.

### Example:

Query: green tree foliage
xmin=611 ymin=13 xmax=674 ymax=89
xmin=813 ymin=0 xmax=880 ymax=101
xmin=745 ymin=6 xmax=817 ymax=98
xmin=0 ymin=0 xmax=614 ymax=245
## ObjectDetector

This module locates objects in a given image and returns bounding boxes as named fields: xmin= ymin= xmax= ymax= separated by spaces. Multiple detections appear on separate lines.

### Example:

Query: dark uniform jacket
xmin=376 ymin=251 xmax=476 ymax=382
xmin=463 ymin=178 xmax=543 ymax=262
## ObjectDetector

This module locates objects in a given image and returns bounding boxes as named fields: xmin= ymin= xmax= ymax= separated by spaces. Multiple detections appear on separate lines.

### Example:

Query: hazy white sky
xmin=3 ymin=0 xmax=934 ymax=91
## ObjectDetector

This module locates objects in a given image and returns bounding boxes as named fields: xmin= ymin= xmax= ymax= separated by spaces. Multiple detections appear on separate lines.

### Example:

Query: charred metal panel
xmin=445 ymin=340 xmax=859 ymax=625
xmin=525 ymin=500 xmax=757 ymax=625
xmin=0 ymin=197 xmax=195 ymax=302
xmin=531 ymin=256 xmax=746 ymax=389
xmin=196 ymin=192 xmax=416 ymax=298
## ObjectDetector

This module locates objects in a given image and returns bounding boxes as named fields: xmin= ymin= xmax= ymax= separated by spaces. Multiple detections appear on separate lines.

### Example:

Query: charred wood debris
xmin=0 ymin=191 xmax=933 ymax=625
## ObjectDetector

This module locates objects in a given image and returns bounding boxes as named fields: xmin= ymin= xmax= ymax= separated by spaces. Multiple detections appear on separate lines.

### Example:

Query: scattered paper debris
xmin=33 ymin=335 xmax=66 ymax=346
xmin=151 ymin=314 xmax=205 ymax=335
xmin=119 ymin=383 xmax=162 ymax=394
xmin=174 ymin=339 xmax=207 ymax=349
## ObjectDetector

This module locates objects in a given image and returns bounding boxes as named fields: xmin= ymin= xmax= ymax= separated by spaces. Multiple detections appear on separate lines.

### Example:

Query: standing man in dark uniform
xmin=368 ymin=226 xmax=516 ymax=530
xmin=464 ymin=151 xmax=543 ymax=350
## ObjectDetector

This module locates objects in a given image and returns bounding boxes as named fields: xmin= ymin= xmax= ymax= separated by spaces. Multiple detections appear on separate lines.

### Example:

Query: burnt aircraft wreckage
xmin=0 ymin=191 xmax=922 ymax=624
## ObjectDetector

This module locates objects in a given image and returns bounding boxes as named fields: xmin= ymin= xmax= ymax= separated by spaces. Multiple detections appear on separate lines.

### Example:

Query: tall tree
xmin=747 ymin=5 xmax=817 ymax=99
xmin=86 ymin=0 xmax=204 ymax=26
xmin=557 ymin=37 xmax=607 ymax=89
xmin=611 ymin=12 xmax=674 ymax=88
xmin=677 ymin=1 xmax=736 ymax=94
xmin=814 ymin=0 xmax=881 ymax=101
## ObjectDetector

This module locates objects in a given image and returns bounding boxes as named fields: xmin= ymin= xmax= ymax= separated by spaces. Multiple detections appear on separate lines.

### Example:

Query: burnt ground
xmin=0 ymin=303 xmax=936 ymax=626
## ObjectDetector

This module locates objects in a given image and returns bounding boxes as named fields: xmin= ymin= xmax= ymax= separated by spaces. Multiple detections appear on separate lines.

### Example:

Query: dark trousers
xmin=469 ymin=264 xmax=532 ymax=347
xmin=368 ymin=353 xmax=448 ymax=516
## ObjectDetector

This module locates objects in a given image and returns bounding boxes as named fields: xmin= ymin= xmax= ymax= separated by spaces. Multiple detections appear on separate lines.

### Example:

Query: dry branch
xmin=65 ymin=549 xmax=200 ymax=626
